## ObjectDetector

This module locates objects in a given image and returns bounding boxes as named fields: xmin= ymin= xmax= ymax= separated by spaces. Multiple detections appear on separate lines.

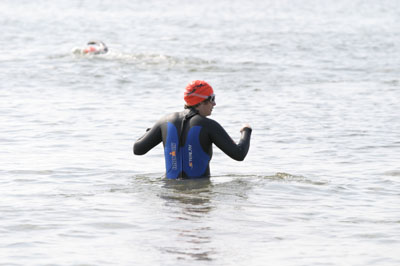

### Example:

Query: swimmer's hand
xmin=240 ymin=123 xmax=252 ymax=132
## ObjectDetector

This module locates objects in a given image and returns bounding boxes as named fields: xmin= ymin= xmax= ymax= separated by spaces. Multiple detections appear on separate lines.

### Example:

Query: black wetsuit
xmin=133 ymin=108 xmax=252 ymax=179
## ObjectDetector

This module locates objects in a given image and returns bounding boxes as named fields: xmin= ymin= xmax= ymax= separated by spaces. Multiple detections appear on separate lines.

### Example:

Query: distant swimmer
xmin=133 ymin=80 xmax=252 ymax=179
xmin=82 ymin=41 xmax=108 ymax=54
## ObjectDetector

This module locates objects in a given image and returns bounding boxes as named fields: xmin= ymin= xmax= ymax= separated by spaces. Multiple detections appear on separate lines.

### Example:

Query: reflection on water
xmin=161 ymin=179 xmax=213 ymax=210
xmin=156 ymin=177 xmax=256 ymax=262
xmin=159 ymin=179 xmax=215 ymax=261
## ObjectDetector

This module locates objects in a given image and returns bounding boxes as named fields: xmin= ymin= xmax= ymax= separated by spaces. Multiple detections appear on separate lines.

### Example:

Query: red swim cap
xmin=184 ymin=80 xmax=214 ymax=106
xmin=83 ymin=46 xmax=97 ymax=54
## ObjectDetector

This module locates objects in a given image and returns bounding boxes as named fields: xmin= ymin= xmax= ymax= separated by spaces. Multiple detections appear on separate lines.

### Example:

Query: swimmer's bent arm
xmin=133 ymin=122 xmax=162 ymax=155
xmin=209 ymin=121 xmax=252 ymax=161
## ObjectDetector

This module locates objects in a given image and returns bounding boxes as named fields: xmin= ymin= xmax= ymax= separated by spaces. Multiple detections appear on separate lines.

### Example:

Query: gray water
xmin=1 ymin=0 xmax=400 ymax=265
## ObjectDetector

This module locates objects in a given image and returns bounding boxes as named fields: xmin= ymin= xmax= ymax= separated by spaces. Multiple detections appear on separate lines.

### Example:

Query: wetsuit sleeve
xmin=133 ymin=122 xmax=162 ymax=155
xmin=209 ymin=121 xmax=252 ymax=161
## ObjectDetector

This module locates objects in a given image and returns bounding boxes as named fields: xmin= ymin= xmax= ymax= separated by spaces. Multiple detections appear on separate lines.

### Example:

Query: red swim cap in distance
xmin=83 ymin=46 xmax=97 ymax=54
xmin=184 ymin=80 xmax=214 ymax=106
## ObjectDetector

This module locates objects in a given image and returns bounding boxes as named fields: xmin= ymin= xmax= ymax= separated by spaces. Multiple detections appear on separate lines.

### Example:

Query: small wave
xmin=69 ymin=48 xmax=215 ymax=65
xmin=4 ymin=169 xmax=54 ymax=176
xmin=49 ymin=48 xmax=231 ymax=72
xmin=5 ymin=224 xmax=48 ymax=232
xmin=384 ymin=170 xmax=400 ymax=176
xmin=252 ymin=172 xmax=329 ymax=185
xmin=110 ymin=51 xmax=222 ymax=72
xmin=84 ymin=222 xmax=137 ymax=229
xmin=46 ymin=48 xmax=259 ymax=73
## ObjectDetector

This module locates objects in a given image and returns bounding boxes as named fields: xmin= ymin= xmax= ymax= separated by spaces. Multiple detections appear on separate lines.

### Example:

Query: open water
xmin=1 ymin=0 xmax=400 ymax=265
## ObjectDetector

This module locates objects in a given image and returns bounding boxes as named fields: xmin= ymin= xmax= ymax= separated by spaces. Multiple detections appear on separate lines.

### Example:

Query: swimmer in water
xmin=133 ymin=80 xmax=252 ymax=179
xmin=82 ymin=41 xmax=108 ymax=54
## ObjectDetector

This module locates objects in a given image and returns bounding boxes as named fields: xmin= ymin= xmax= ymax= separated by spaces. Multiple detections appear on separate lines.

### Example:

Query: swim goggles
xmin=207 ymin=94 xmax=216 ymax=104
xmin=189 ymin=93 xmax=215 ymax=104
